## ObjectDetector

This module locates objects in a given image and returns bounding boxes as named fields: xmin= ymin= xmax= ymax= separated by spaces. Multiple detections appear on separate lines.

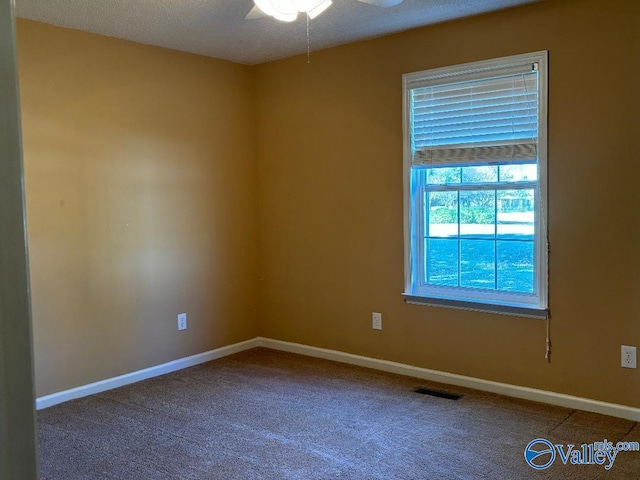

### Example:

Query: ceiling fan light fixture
xmin=254 ymin=0 xmax=298 ymax=22
xmin=253 ymin=0 xmax=332 ymax=22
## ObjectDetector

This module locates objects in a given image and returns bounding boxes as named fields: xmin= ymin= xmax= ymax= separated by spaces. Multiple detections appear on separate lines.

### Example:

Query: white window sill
xmin=402 ymin=294 xmax=548 ymax=319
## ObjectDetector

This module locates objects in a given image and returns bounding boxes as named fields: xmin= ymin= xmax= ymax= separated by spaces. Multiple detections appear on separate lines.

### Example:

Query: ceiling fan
xmin=246 ymin=0 xmax=404 ymax=23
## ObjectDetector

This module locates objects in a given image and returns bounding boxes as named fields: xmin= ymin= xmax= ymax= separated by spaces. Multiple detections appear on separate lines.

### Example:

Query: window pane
xmin=427 ymin=191 xmax=458 ymax=237
xmin=427 ymin=167 xmax=461 ymax=185
xmin=460 ymin=190 xmax=495 ymax=238
xmin=460 ymin=240 xmax=495 ymax=289
xmin=499 ymin=164 xmax=537 ymax=182
xmin=461 ymin=166 xmax=498 ymax=184
xmin=497 ymin=241 xmax=534 ymax=293
xmin=497 ymin=189 xmax=534 ymax=240
xmin=426 ymin=238 xmax=458 ymax=286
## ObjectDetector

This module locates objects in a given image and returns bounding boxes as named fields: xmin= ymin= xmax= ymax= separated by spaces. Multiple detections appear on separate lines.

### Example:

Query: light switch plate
xmin=372 ymin=312 xmax=382 ymax=330
xmin=178 ymin=313 xmax=187 ymax=331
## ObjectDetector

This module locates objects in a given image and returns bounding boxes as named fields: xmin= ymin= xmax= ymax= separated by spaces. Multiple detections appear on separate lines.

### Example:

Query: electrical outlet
xmin=372 ymin=312 xmax=382 ymax=330
xmin=621 ymin=345 xmax=636 ymax=369
xmin=178 ymin=313 xmax=187 ymax=331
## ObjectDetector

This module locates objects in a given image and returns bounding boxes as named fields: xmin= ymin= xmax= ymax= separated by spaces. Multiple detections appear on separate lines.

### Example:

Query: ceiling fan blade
xmin=357 ymin=0 xmax=404 ymax=7
xmin=245 ymin=5 xmax=268 ymax=19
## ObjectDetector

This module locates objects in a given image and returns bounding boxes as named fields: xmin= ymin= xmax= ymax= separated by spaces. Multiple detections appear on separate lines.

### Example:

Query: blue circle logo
xmin=524 ymin=438 xmax=556 ymax=470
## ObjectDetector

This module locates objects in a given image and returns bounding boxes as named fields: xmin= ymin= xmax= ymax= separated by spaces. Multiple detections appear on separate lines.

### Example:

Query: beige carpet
xmin=38 ymin=348 xmax=640 ymax=479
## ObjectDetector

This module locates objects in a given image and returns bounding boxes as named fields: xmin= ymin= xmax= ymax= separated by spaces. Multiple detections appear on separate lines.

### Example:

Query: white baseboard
xmin=36 ymin=338 xmax=260 ymax=410
xmin=37 ymin=336 xmax=640 ymax=422
xmin=256 ymin=337 xmax=640 ymax=422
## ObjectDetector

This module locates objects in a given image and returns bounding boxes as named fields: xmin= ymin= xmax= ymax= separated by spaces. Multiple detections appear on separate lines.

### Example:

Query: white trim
xmin=403 ymin=294 xmax=548 ymax=319
xmin=37 ymin=336 xmax=640 ymax=423
xmin=36 ymin=338 xmax=260 ymax=410
xmin=256 ymin=337 xmax=640 ymax=422
xmin=402 ymin=75 xmax=413 ymax=295
xmin=403 ymin=51 xmax=546 ymax=88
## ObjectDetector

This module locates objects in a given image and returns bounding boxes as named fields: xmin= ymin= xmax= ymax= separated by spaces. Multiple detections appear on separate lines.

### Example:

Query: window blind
xmin=409 ymin=65 xmax=539 ymax=167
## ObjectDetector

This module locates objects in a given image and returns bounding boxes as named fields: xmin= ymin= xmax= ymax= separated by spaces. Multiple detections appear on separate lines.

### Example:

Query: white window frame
xmin=402 ymin=51 xmax=548 ymax=319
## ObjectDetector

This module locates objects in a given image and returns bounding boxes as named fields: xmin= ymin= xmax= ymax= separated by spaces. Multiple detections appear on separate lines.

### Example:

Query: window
xmin=403 ymin=52 xmax=548 ymax=318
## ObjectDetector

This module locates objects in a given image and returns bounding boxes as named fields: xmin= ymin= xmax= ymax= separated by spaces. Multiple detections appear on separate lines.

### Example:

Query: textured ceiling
xmin=16 ymin=0 xmax=541 ymax=65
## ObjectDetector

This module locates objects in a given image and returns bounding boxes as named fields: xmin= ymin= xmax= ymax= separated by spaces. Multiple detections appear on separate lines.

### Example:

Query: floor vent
xmin=413 ymin=387 xmax=462 ymax=400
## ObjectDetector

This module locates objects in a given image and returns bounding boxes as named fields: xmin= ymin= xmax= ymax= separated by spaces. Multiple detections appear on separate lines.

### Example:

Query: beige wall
xmin=255 ymin=0 xmax=640 ymax=407
xmin=17 ymin=20 xmax=258 ymax=397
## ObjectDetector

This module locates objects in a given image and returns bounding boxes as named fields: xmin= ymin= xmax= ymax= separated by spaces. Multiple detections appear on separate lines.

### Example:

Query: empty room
xmin=1 ymin=0 xmax=639 ymax=478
